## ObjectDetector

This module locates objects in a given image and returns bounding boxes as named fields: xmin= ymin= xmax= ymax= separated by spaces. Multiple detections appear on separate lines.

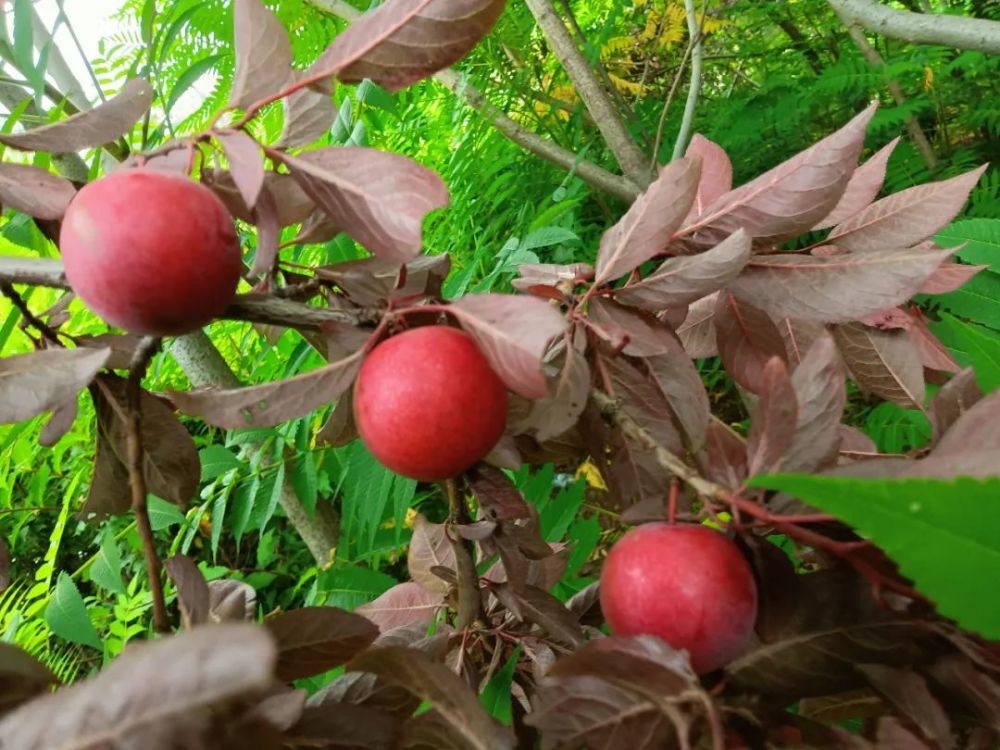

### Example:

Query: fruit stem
xmin=125 ymin=336 xmax=171 ymax=634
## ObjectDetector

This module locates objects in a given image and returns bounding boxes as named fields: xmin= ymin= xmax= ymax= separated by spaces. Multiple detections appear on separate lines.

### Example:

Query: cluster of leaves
xmin=1 ymin=0 xmax=1000 ymax=747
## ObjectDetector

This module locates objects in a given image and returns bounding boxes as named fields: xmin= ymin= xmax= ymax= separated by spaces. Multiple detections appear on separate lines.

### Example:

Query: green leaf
xmin=211 ymin=489 xmax=227 ymax=560
xmin=748 ymin=474 xmax=1000 ymax=639
xmin=291 ymin=452 xmax=318 ymax=515
xmin=45 ymin=573 xmax=102 ymax=650
xmin=564 ymin=516 xmax=601 ymax=580
xmin=540 ymin=480 xmax=586 ymax=543
xmin=148 ymin=495 xmax=186 ymax=531
xmin=231 ymin=474 xmax=261 ymax=544
xmin=166 ymin=54 xmax=223 ymax=112
xmin=90 ymin=531 xmax=125 ymax=595
xmin=156 ymin=3 xmax=203 ymax=63
xmin=519 ymin=227 xmax=580 ymax=252
xmin=863 ymin=402 xmax=932 ymax=453
xmin=940 ymin=314 xmax=1000 ymax=391
xmin=316 ymin=564 xmax=397 ymax=610
xmin=936 ymin=218 xmax=1000 ymax=273
xmin=933 ymin=270 xmax=1000 ymax=331
xmin=250 ymin=463 xmax=285 ymax=533
xmin=480 ymin=644 xmax=521 ymax=724
xmin=199 ymin=444 xmax=243 ymax=482
xmin=12 ymin=0 xmax=34 ymax=76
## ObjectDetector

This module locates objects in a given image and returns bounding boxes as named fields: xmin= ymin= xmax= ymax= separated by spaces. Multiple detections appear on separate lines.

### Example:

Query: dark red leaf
xmin=215 ymin=130 xmax=264 ymax=210
xmin=783 ymin=335 xmax=847 ymax=473
xmin=407 ymin=514 xmax=455 ymax=595
xmin=0 ymin=643 xmax=59 ymax=715
xmin=919 ymin=261 xmax=986 ymax=295
xmin=491 ymin=582 xmax=585 ymax=647
xmin=277 ymin=72 xmax=336 ymax=149
xmin=833 ymin=323 xmax=925 ymax=408
xmin=0 ymin=347 xmax=109 ymax=425
xmin=702 ymin=418 xmax=748 ymax=489
xmin=519 ymin=346 xmax=591 ymax=442
xmin=645 ymin=341 xmax=711 ymax=451
xmin=266 ymin=607 xmax=378 ymax=682
xmin=676 ymin=292 xmax=718 ymax=358
xmin=747 ymin=358 xmax=798 ymax=476
xmin=165 ymin=555 xmax=210 ymax=630
xmin=205 ymin=170 xmax=314 ymax=226
xmin=248 ymin=184 xmax=281 ymax=278
xmin=714 ymin=292 xmax=788 ymax=394
xmin=860 ymin=664 xmax=953 ymax=750
xmin=929 ymin=368 xmax=982 ymax=444
xmin=0 ymin=164 xmax=76 ymax=220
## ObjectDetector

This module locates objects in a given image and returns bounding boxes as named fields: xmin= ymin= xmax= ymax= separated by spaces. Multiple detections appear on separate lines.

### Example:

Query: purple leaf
xmin=215 ymin=130 xmax=264 ymax=210
xmin=728 ymin=247 xmax=953 ymax=323
xmin=714 ymin=292 xmax=788 ymax=394
xmin=229 ymin=0 xmax=293 ymax=109
xmin=646 ymin=339 xmax=711 ymax=451
xmin=928 ymin=388 xmax=1000 ymax=460
xmin=679 ymin=104 xmax=876 ymax=246
xmin=833 ymin=323 xmax=925 ymax=408
xmin=312 ymin=0 xmax=507 ymax=92
xmin=281 ymin=146 xmax=448 ymax=262
xmin=248 ymin=184 xmax=281 ymax=278
xmin=783 ymin=335 xmax=847 ymax=473
xmin=0 ymin=642 xmax=59 ymax=714
xmin=277 ymin=72 xmax=336 ymax=149
xmin=603 ymin=355 xmax=684 ymax=455
xmin=613 ymin=228 xmax=751 ymax=311
xmin=0 ymin=78 xmax=153 ymax=152
xmin=450 ymin=293 xmax=566 ymax=398
xmin=826 ymin=165 xmax=988 ymax=252
xmin=683 ymin=133 xmax=732 ymax=223
xmin=747 ymin=358 xmax=798 ymax=476
xmin=38 ymin=398 xmax=79 ymax=447
xmin=266 ymin=607 xmax=379 ymax=682
xmin=0 ymin=164 xmax=76 ymax=220
xmin=812 ymin=137 xmax=900 ymax=229
xmin=676 ymin=292 xmax=718 ymax=358
xmin=594 ymin=157 xmax=700 ymax=284
xmin=170 ymin=350 xmax=364 ymax=429
xmin=0 ymin=347 xmax=110 ymax=425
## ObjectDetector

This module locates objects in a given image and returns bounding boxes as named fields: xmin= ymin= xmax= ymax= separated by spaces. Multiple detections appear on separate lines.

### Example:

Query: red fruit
xmin=353 ymin=326 xmax=508 ymax=482
xmin=600 ymin=523 xmax=758 ymax=673
xmin=59 ymin=169 xmax=242 ymax=336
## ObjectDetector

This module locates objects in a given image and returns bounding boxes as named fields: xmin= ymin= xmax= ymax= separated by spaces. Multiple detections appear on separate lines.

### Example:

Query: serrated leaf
xmin=595 ymin=157 xmax=700 ymax=284
xmin=199 ymin=445 xmax=243 ymax=482
xmin=89 ymin=531 xmax=125 ymax=596
xmin=0 ymin=163 xmax=76 ymax=220
xmin=166 ymin=54 xmax=222 ymax=112
xmin=148 ymin=495 xmax=186 ymax=531
xmin=748 ymin=474 xmax=1000 ymax=639
xmin=939 ymin=315 xmax=1000 ymax=391
xmin=44 ymin=573 xmax=101 ymax=650
xmin=936 ymin=217 xmax=1000 ymax=273
xmin=826 ymin=165 xmax=988 ymax=252
xmin=229 ymin=0 xmax=292 ymax=109
xmin=0 ymin=78 xmax=152 ymax=152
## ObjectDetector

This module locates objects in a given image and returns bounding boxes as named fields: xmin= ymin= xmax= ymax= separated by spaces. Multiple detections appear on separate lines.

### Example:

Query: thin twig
xmin=651 ymin=36 xmax=695 ymax=167
xmin=0 ymin=283 xmax=63 ymax=346
xmin=444 ymin=478 xmax=483 ymax=630
xmin=672 ymin=0 xmax=706 ymax=159
xmin=125 ymin=336 xmax=171 ymax=634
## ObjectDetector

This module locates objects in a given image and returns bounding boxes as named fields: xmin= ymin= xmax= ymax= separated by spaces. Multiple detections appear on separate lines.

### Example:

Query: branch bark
xmin=672 ymin=0 xmax=704 ymax=160
xmin=832 ymin=10 xmax=938 ymax=169
xmin=524 ymin=0 xmax=653 ymax=187
xmin=305 ymin=0 xmax=640 ymax=202
xmin=826 ymin=0 xmax=1000 ymax=55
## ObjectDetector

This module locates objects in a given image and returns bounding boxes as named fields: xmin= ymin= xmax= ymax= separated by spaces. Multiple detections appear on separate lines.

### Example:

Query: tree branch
xmin=304 ymin=0 xmax=640 ymax=202
xmin=444 ymin=478 xmax=482 ymax=630
xmin=524 ymin=0 xmax=653 ymax=187
xmin=672 ymin=0 xmax=704 ymax=160
xmin=826 ymin=0 xmax=1000 ymax=55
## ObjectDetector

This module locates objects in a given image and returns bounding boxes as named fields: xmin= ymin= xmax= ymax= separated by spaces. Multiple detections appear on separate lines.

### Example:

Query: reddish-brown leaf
xmin=833 ymin=323 xmax=925 ymax=408
xmin=589 ymin=298 xmax=674 ymax=357
xmin=0 ymin=347 xmax=110 ymax=425
xmin=747 ymin=358 xmax=798 ymax=476
xmin=646 ymin=340 xmax=711 ymax=451
xmin=613 ymin=229 xmax=750 ymax=311
xmin=313 ymin=0 xmax=507 ymax=92
xmin=170 ymin=350 xmax=364 ymax=429
xmin=918 ymin=261 xmax=985 ymax=295
xmin=784 ymin=335 xmax=847 ymax=473
xmin=827 ymin=165 xmax=988 ymax=252
xmin=714 ymin=292 xmax=788 ymax=394
xmin=0 ymin=642 xmax=59 ymax=715
xmin=812 ymin=137 xmax=899 ymax=229
xmin=703 ymin=418 xmax=748 ymax=489
xmin=860 ymin=665 xmax=953 ymax=750
xmin=205 ymin=170 xmax=314 ymax=226
xmin=282 ymin=146 xmax=448 ymax=263
xmin=468 ymin=465 xmax=531 ymax=520
xmin=676 ymin=292 xmax=718 ymax=358
xmin=905 ymin=307 xmax=959 ymax=372
xmin=521 ymin=347 xmax=591 ymax=442
xmin=215 ymin=130 xmax=264 ymax=210
xmin=407 ymin=514 xmax=455 ymax=595
xmin=356 ymin=582 xmax=444 ymax=633
xmin=491 ymin=582 xmax=585 ymax=648
xmin=0 ymin=164 xmax=76 ymax=220
xmin=165 ymin=555 xmax=210 ymax=630
xmin=728 ymin=247 xmax=952 ymax=323
xmin=278 ymin=72 xmax=336 ymax=149
xmin=450 ymin=293 xmax=566 ymax=398
xmin=683 ymin=133 xmax=733 ymax=223
xmin=778 ymin=318 xmax=825 ymax=367
xmin=0 ymin=78 xmax=152 ymax=152
xmin=511 ymin=262 xmax=593 ymax=293
xmin=248 ymin=184 xmax=281 ymax=278
xmin=929 ymin=368 xmax=982 ymax=444
xmin=266 ymin=607 xmax=378 ymax=683
xmin=679 ymin=104 xmax=876 ymax=246
xmin=595 ymin=157 xmax=700 ymax=284
xmin=229 ymin=0 xmax=292 ymax=109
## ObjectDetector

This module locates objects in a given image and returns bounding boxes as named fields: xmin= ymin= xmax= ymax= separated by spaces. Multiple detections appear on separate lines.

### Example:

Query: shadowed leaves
xmin=747 ymin=358 xmax=798 ymax=476
xmin=266 ymin=607 xmax=378 ymax=682
xmin=0 ymin=644 xmax=59 ymax=716
xmin=165 ymin=554 xmax=210 ymax=630
xmin=833 ymin=323 xmax=925 ymax=408
xmin=519 ymin=347 xmax=591 ymax=442
xmin=171 ymin=349 xmax=364 ymax=429
xmin=451 ymin=293 xmax=566 ymax=398
xmin=0 ymin=625 xmax=276 ymax=749
xmin=229 ymin=0 xmax=292 ymax=109
xmin=0 ymin=347 xmax=109 ymax=425
xmin=281 ymin=147 xmax=448 ymax=263
xmin=0 ymin=78 xmax=152 ymax=152
xmin=0 ymin=164 xmax=76 ymax=220
xmin=595 ymin=157 xmax=700 ymax=284
xmin=714 ymin=292 xmax=788 ymax=394
xmin=783 ymin=335 xmax=847 ymax=473
xmin=490 ymin=582 xmax=585 ymax=648
xmin=313 ymin=0 xmax=507 ymax=92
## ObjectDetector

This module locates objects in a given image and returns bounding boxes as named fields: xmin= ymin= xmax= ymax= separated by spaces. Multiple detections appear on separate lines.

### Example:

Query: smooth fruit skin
xmin=353 ymin=326 xmax=508 ymax=482
xmin=600 ymin=523 xmax=758 ymax=673
xmin=59 ymin=169 xmax=242 ymax=336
